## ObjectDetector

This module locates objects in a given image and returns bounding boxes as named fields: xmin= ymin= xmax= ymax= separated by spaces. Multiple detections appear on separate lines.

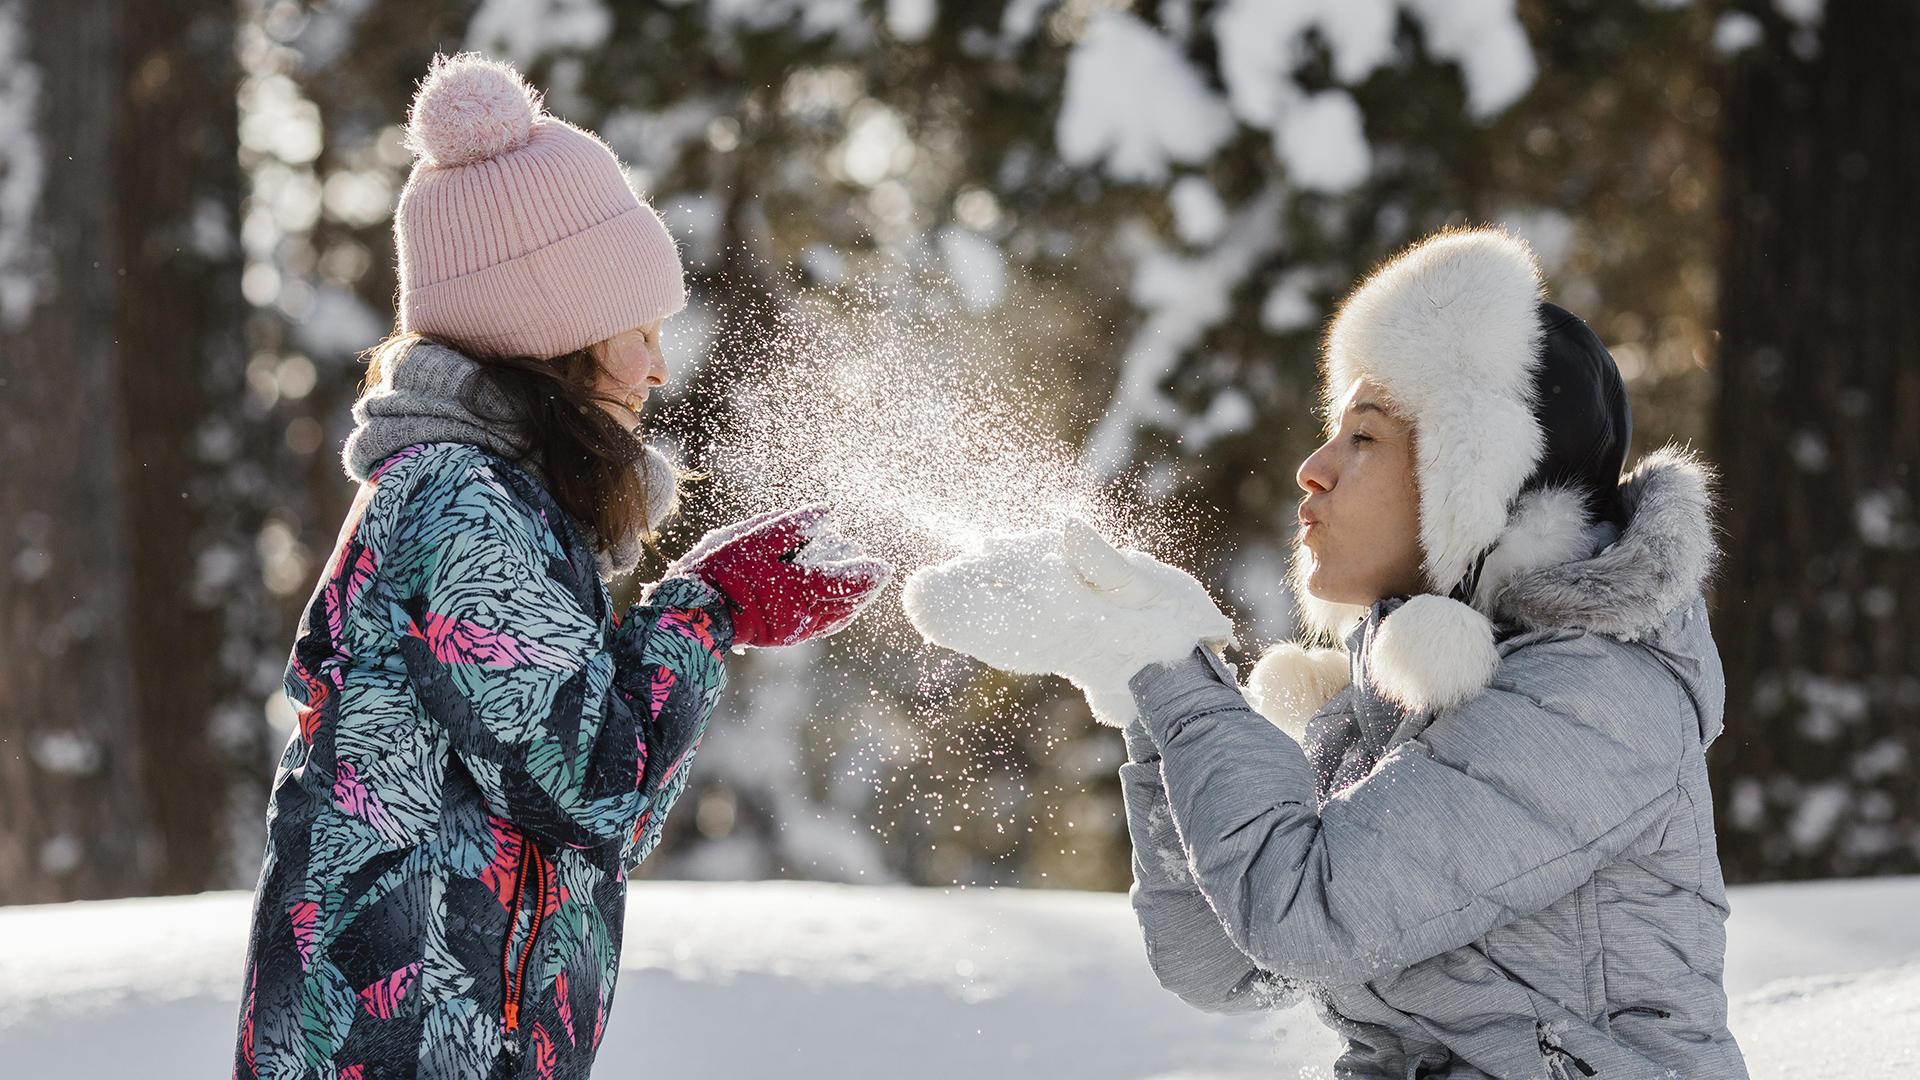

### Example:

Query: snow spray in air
xmin=693 ymin=272 xmax=1174 ymax=583
xmin=650 ymin=264 xmax=1200 ymax=884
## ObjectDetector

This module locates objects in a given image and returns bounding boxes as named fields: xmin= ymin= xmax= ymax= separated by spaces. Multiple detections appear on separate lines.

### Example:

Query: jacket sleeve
xmin=1121 ymin=717 xmax=1300 ymax=1014
xmin=1131 ymin=638 xmax=1686 ymax=986
xmin=381 ymin=449 xmax=733 ymax=853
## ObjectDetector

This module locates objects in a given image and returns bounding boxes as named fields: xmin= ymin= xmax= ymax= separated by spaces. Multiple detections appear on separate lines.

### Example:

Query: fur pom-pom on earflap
xmin=1366 ymin=594 xmax=1501 ymax=713
xmin=1247 ymin=642 xmax=1353 ymax=740
xmin=405 ymin=52 xmax=543 ymax=168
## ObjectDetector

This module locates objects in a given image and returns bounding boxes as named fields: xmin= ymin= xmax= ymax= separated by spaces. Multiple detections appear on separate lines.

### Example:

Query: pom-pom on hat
xmin=393 ymin=52 xmax=686 ymax=360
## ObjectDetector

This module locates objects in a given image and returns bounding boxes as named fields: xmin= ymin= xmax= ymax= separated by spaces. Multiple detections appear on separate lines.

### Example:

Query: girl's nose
xmin=645 ymin=341 xmax=668 ymax=388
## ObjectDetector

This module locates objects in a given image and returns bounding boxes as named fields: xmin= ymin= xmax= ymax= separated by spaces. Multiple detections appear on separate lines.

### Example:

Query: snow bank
xmin=0 ymin=883 xmax=1317 ymax=1077
xmin=4 ymin=877 xmax=1917 ymax=1076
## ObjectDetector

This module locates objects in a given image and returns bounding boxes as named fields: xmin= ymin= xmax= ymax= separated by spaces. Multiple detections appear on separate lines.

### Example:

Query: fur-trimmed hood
xmin=1494 ymin=444 xmax=1720 ymax=641
xmin=1250 ymin=444 xmax=1721 ymax=732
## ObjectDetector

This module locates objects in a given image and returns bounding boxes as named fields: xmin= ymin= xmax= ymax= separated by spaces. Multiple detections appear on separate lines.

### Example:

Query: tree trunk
xmin=0 ymin=0 xmax=261 ymax=904
xmin=0 ymin=0 xmax=157 ymax=903
xmin=1711 ymin=3 xmax=1920 ymax=881
xmin=116 ymin=0 xmax=265 ymax=895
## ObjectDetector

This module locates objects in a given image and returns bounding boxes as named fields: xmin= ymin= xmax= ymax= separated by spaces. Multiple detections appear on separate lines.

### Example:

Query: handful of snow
xmin=792 ymin=513 xmax=868 ymax=572
xmin=902 ymin=519 xmax=1235 ymax=726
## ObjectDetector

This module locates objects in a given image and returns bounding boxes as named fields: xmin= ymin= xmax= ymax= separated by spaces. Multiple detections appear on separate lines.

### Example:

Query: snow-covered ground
xmin=3 ymin=876 xmax=1916 ymax=1077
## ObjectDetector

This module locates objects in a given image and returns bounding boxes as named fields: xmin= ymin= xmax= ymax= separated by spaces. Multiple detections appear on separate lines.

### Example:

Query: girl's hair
xmin=358 ymin=331 xmax=662 ymax=551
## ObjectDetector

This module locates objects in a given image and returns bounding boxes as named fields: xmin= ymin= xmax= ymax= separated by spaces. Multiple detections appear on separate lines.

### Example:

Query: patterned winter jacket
xmin=234 ymin=440 xmax=732 ymax=1080
xmin=1123 ymin=448 xmax=1749 ymax=1078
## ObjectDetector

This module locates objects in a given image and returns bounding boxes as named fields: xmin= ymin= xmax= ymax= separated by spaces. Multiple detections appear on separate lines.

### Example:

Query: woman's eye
xmin=1349 ymin=432 xmax=1373 ymax=445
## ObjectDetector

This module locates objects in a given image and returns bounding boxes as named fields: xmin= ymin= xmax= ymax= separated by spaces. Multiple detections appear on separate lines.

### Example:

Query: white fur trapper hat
xmin=1250 ymin=227 xmax=1629 ymax=726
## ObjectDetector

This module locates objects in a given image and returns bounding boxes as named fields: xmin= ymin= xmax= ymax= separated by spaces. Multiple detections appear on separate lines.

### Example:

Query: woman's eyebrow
xmin=1349 ymin=401 xmax=1393 ymax=417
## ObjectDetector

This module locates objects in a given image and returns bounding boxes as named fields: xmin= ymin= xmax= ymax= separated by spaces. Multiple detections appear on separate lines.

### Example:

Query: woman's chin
xmin=1304 ymin=570 xmax=1367 ymax=609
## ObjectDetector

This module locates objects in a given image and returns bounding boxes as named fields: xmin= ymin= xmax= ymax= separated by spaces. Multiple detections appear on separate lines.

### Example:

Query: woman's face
xmin=1294 ymin=376 xmax=1427 ymax=606
xmin=589 ymin=319 xmax=668 ymax=430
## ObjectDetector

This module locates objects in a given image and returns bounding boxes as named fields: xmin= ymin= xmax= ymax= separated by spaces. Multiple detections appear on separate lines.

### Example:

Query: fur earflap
xmin=1365 ymin=594 xmax=1501 ymax=713
xmin=1324 ymin=227 xmax=1548 ymax=597
xmin=1247 ymin=643 xmax=1352 ymax=740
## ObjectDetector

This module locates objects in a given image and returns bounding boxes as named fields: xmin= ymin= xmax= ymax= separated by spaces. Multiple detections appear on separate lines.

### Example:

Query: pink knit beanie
xmin=394 ymin=52 xmax=686 ymax=360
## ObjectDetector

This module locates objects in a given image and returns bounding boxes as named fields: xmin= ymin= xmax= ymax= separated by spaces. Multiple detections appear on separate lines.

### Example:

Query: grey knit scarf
xmin=341 ymin=338 xmax=677 ymax=579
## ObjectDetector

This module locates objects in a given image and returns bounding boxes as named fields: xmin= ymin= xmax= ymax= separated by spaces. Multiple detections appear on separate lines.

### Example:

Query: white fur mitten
xmin=903 ymin=519 xmax=1236 ymax=726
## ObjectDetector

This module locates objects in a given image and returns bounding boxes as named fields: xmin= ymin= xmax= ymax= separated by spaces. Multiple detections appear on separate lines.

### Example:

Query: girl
xmin=232 ymin=54 xmax=890 ymax=1079
xmin=908 ymin=229 xmax=1748 ymax=1078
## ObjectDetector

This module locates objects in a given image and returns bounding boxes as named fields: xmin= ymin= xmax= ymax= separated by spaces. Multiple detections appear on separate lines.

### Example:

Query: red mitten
xmin=668 ymin=505 xmax=893 ymax=649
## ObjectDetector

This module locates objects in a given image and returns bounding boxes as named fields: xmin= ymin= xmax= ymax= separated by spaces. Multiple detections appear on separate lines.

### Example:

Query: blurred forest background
xmin=3 ymin=0 xmax=1916 ymax=905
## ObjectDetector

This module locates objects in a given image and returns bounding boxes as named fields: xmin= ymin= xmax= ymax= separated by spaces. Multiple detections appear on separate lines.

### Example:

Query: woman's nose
xmin=1297 ymin=444 xmax=1332 ymax=494
xmin=644 ymin=342 xmax=668 ymax=387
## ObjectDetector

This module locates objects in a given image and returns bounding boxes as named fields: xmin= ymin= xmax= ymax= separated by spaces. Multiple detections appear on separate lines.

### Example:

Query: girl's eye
xmin=1349 ymin=432 xmax=1373 ymax=445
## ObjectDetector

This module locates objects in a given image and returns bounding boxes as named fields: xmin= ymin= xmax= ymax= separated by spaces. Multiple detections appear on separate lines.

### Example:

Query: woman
xmin=907 ymin=229 xmax=1748 ymax=1077
xmin=232 ymin=54 xmax=890 ymax=1079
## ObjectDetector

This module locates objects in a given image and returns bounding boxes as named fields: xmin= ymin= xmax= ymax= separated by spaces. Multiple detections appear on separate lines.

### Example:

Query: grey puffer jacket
xmin=1123 ymin=451 xmax=1748 ymax=1079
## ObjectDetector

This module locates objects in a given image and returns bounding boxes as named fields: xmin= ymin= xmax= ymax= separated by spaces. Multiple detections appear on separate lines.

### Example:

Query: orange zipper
xmin=502 ymin=829 xmax=548 ymax=1039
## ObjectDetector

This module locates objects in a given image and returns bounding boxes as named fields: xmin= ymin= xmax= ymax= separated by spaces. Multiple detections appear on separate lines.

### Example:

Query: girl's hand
xmin=668 ymin=505 xmax=893 ymax=649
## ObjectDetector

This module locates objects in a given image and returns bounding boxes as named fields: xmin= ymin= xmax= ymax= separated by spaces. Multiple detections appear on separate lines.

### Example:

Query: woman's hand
xmin=668 ymin=505 xmax=892 ymax=649
xmin=903 ymin=518 xmax=1235 ymax=725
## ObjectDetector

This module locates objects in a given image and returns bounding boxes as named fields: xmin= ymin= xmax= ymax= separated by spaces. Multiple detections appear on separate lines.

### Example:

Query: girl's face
xmin=589 ymin=318 xmax=668 ymax=430
xmin=1294 ymin=376 xmax=1427 ymax=606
